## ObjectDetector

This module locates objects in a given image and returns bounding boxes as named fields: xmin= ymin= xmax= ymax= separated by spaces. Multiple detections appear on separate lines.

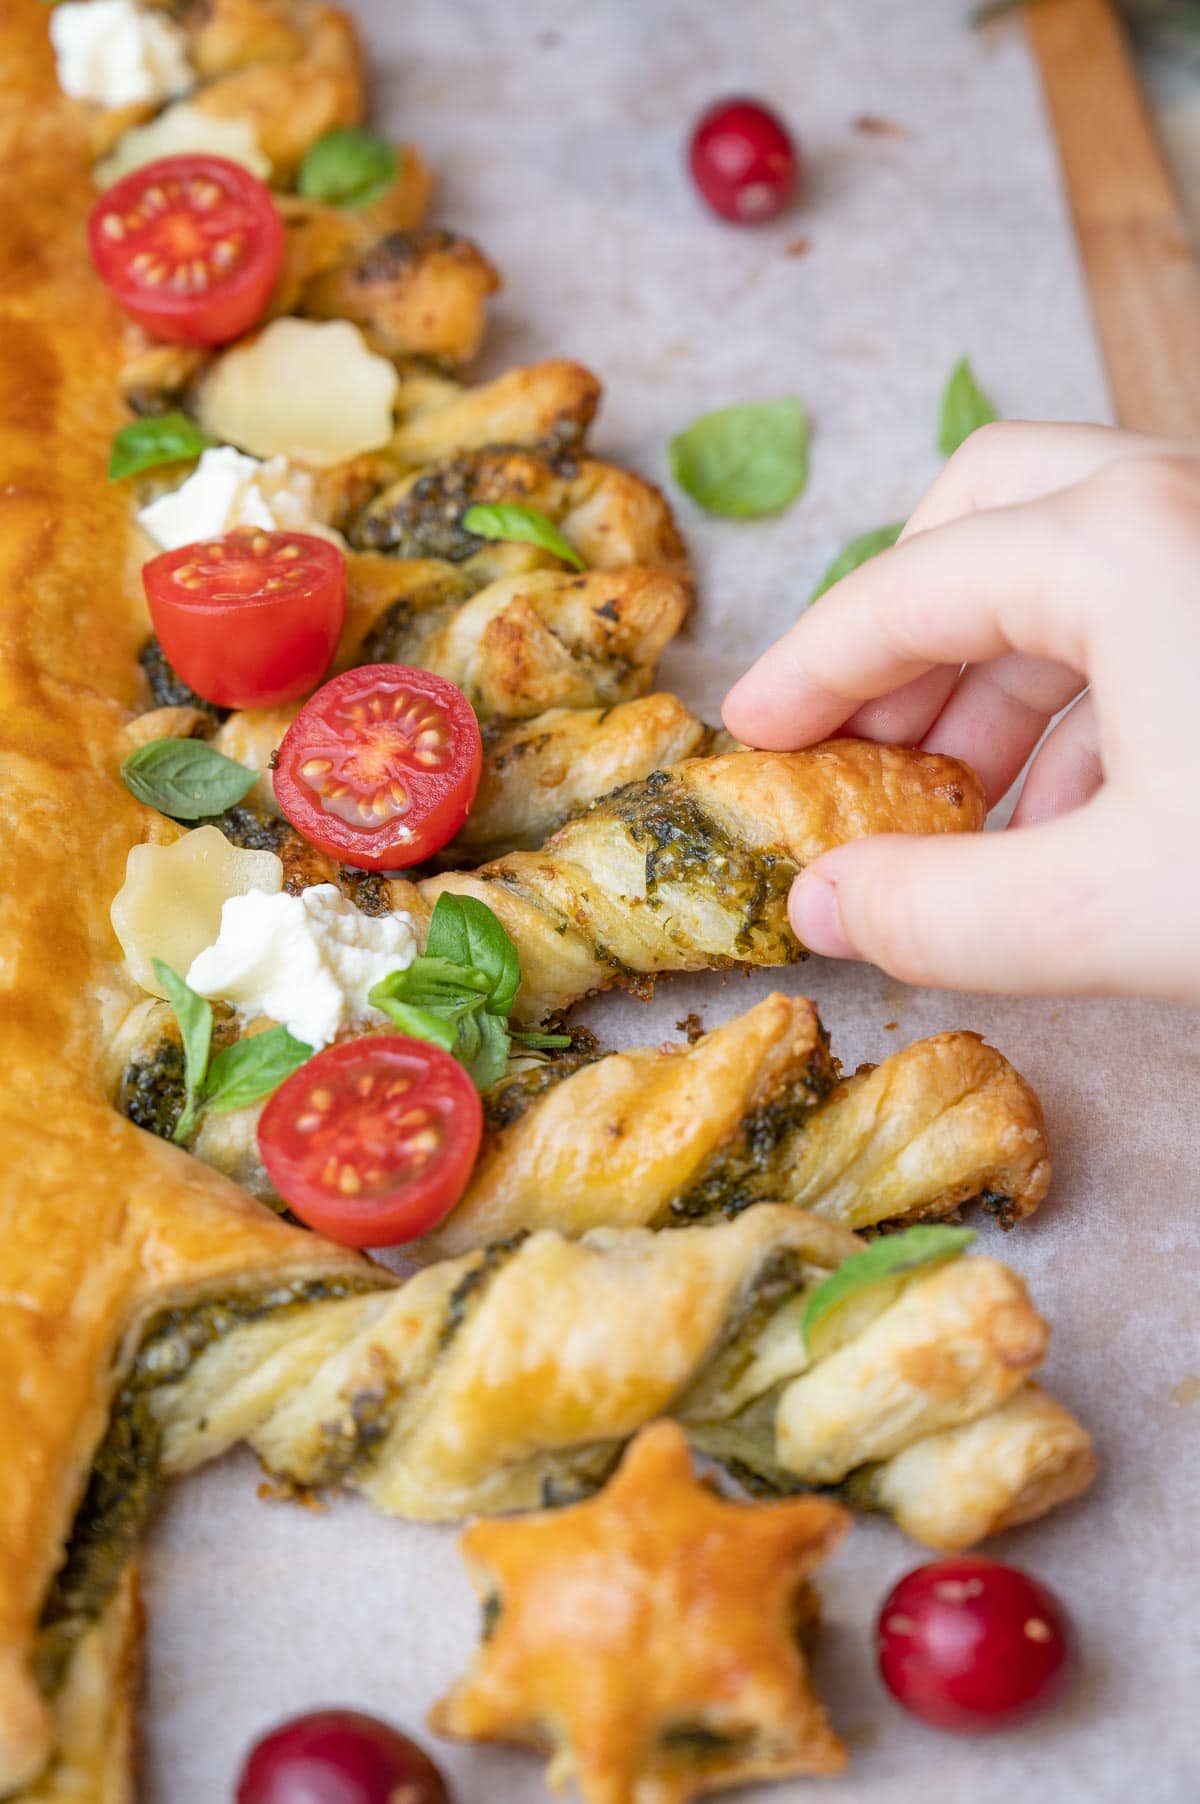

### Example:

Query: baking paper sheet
xmin=140 ymin=4 xmax=1200 ymax=1797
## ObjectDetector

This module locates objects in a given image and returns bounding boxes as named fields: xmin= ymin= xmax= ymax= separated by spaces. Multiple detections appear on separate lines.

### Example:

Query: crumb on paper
xmin=883 ymin=1019 xmax=899 ymax=1032
xmin=676 ymin=1011 xmax=705 ymax=1043
xmin=854 ymin=112 xmax=908 ymax=137
xmin=257 ymin=1479 xmax=329 ymax=1512
xmin=784 ymin=236 xmax=811 ymax=258
xmin=1171 ymin=1376 xmax=1200 ymax=1407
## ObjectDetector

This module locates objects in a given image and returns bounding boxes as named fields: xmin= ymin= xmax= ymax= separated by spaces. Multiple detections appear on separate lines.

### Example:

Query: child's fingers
xmin=788 ymin=802 xmax=1128 ymax=997
xmin=776 ymin=424 xmax=1122 ymax=750
xmin=723 ymin=492 xmax=1096 ymax=748
xmin=842 ymin=666 xmax=961 ymax=746
xmin=899 ymin=420 xmax=1146 ymax=540
xmin=919 ymin=651 xmax=1086 ymax=806
xmin=1009 ymin=693 xmax=1102 ymax=828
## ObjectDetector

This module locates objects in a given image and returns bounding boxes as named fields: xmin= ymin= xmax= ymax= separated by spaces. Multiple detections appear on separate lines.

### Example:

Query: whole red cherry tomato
xmin=877 ymin=1557 xmax=1073 ymax=1733
xmin=272 ymin=664 xmax=483 ymax=871
xmin=143 ymin=529 xmax=346 ymax=709
xmin=689 ymin=98 xmax=799 ymax=223
xmin=257 ymin=1036 xmax=483 ymax=1248
xmin=88 ymin=154 xmax=284 ymax=345
xmin=236 ymin=1708 xmax=451 ymax=1804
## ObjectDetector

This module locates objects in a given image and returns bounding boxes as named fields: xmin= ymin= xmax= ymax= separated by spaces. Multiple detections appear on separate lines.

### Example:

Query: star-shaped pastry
xmin=430 ymin=1419 xmax=849 ymax=1804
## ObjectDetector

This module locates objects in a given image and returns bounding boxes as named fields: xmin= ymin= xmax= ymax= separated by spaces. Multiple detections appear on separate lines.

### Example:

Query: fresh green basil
xmin=461 ymin=504 xmax=586 ymax=572
xmin=809 ymin=521 xmax=904 ymax=604
xmin=153 ymin=960 xmax=213 ymax=1144
xmin=424 ymin=894 xmax=522 ymax=1016
xmin=109 ymin=412 xmax=213 ymax=482
xmin=461 ymin=1009 xmax=513 ymax=1091
xmin=371 ymin=994 xmax=461 ymax=1053
xmin=153 ymin=961 xmax=312 ymax=1139
xmin=121 ymin=738 xmax=258 ymax=820
xmin=512 ymin=1029 xmax=573 ymax=1050
xmin=369 ymin=895 xmax=550 ymax=1089
xmin=800 ymin=1224 xmax=976 ymax=1352
xmin=202 ymin=1026 xmax=313 ymax=1115
xmin=668 ymin=397 xmax=808 ymax=519
xmin=938 ymin=358 xmax=998 ymax=458
xmin=298 ymin=127 xmax=399 ymax=209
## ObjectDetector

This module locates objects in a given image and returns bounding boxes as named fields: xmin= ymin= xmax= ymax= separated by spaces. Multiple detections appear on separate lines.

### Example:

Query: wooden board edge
xmin=1026 ymin=0 xmax=1200 ymax=434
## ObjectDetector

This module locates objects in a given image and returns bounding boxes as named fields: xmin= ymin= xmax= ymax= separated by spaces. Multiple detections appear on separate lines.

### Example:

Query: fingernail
xmin=790 ymin=875 xmax=858 ymax=959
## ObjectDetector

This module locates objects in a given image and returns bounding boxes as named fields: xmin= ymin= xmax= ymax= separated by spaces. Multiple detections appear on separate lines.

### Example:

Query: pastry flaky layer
xmin=0 ymin=5 xmax=377 ymax=1792
xmin=117 ymin=990 xmax=1049 ymax=1245
xmin=143 ymin=1207 xmax=1094 ymax=1547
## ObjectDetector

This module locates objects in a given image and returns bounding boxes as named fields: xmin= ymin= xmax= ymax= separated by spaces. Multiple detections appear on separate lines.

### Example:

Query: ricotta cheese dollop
xmin=187 ymin=884 xmax=418 ymax=1050
xmin=137 ymin=446 xmax=334 ymax=551
xmin=51 ymin=0 xmax=193 ymax=110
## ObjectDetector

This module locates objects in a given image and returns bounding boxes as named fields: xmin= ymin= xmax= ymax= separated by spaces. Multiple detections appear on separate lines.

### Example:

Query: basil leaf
xmin=938 ymin=358 xmax=998 ymax=458
xmin=298 ymin=127 xmax=399 ymax=209
xmin=372 ymin=995 xmax=461 ymax=1053
xmin=121 ymin=738 xmax=258 ymax=820
xmin=424 ymin=894 xmax=521 ymax=1015
xmin=668 ymin=397 xmax=808 ymax=520
xmin=109 ymin=412 xmax=213 ymax=482
xmin=461 ymin=504 xmax=586 ymax=572
xmin=512 ymin=1030 xmax=573 ymax=1050
xmin=809 ymin=521 xmax=904 ymax=605
xmin=370 ymin=958 xmax=491 ymax=1013
xmin=153 ymin=960 xmax=213 ymax=1144
xmin=800 ymin=1224 xmax=977 ymax=1352
xmin=466 ymin=1010 xmax=513 ymax=1091
xmin=202 ymin=1026 xmax=312 ymax=1115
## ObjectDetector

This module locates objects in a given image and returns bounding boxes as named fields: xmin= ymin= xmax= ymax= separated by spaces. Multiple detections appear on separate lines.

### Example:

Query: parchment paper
xmin=140 ymin=4 xmax=1200 ymax=1797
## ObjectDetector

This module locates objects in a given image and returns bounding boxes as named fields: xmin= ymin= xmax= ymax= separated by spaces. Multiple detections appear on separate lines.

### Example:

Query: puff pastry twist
xmin=130 ymin=1205 xmax=1094 ymax=1550
xmin=407 ymin=740 xmax=986 ymax=1020
xmin=116 ymin=993 xmax=1049 ymax=1247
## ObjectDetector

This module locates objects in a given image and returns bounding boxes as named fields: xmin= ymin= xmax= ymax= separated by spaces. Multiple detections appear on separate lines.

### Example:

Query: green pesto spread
xmin=33 ymin=1274 xmax=376 ymax=1697
xmin=481 ymin=1049 xmax=600 ymax=1133
xmin=658 ymin=1723 xmax=752 ymax=1760
xmin=438 ymin=1233 xmax=528 ymax=1350
xmin=668 ymin=1044 xmax=838 ymax=1224
xmin=597 ymin=771 xmax=798 ymax=958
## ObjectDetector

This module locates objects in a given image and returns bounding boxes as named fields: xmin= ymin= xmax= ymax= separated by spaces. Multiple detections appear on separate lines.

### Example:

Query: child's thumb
xmin=789 ymin=808 xmax=1123 ymax=997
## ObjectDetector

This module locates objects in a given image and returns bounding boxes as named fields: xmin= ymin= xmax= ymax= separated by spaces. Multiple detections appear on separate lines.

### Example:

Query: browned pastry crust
xmin=430 ymin=1421 xmax=849 ymax=1803
xmin=0 ymin=13 xmax=376 ymax=1790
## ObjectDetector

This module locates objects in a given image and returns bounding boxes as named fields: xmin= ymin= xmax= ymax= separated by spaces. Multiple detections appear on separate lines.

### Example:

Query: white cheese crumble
xmin=137 ymin=446 xmax=335 ymax=550
xmin=51 ymin=0 xmax=193 ymax=110
xmin=187 ymin=884 xmax=418 ymax=1051
xmin=97 ymin=103 xmax=270 ymax=188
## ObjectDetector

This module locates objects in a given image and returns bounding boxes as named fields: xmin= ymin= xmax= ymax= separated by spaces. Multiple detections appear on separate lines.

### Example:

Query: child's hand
xmin=723 ymin=422 xmax=1200 ymax=1004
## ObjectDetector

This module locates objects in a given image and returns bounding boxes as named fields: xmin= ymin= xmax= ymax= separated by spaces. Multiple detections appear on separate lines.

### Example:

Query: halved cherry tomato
xmin=257 ymin=1036 xmax=483 ymax=1247
xmin=272 ymin=665 xmax=483 ymax=870
xmin=88 ymin=154 xmax=284 ymax=345
xmin=143 ymin=528 xmax=346 ymax=710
